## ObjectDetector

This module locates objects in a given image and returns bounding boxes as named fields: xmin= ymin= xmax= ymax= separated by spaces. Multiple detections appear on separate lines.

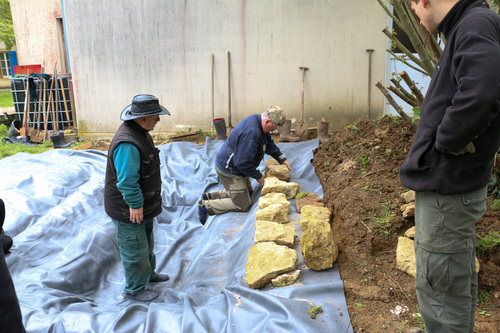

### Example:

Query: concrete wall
xmin=12 ymin=0 xmax=390 ymax=137
xmin=9 ymin=0 xmax=62 ymax=74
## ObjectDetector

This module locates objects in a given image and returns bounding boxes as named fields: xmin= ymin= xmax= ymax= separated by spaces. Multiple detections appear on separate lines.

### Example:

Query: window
xmin=0 ymin=52 xmax=12 ymax=77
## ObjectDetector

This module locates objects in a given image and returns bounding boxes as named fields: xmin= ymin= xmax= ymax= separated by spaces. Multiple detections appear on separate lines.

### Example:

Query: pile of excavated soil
xmin=312 ymin=115 xmax=500 ymax=332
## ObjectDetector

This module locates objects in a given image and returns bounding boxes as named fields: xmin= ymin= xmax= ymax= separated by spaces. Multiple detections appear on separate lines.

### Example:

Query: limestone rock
xmin=262 ymin=177 xmax=301 ymax=200
xmin=401 ymin=202 xmax=415 ymax=219
xmin=396 ymin=236 xmax=480 ymax=278
xmin=300 ymin=220 xmax=338 ymax=271
xmin=265 ymin=159 xmax=279 ymax=167
xmin=255 ymin=203 xmax=290 ymax=224
xmin=405 ymin=226 xmax=415 ymax=239
xmin=401 ymin=190 xmax=415 ymax=203
xmin=265 ymin=164 xmax=290 ymax=182
xmin=245 ymin=242 xmax=298 ymax=289
xmin=272 ymin=269 xmax=301 ymax=287
xmin=396 ymin=236 xmax=416 ymax=278
xmin=258 ymin=193 xmax=290 ymax=213
xmin=295 ymin=192 xmax=324 ymax=213
xmin=300 ymin=205 xmax=331 ymax=231
xmin=374 ymin=127 xmax=390 ymax=138
xmin=255 ymin=220 xmax=296 ymax=247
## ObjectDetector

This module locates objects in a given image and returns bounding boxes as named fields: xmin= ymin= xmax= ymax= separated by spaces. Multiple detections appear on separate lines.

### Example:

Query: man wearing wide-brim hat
xmin=104 ymin=94 xmax=171 ymax=302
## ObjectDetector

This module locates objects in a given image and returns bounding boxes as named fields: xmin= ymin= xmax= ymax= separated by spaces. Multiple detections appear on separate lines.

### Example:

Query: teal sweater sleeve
xmin=113 ymin=142 xmax=144 ymax=209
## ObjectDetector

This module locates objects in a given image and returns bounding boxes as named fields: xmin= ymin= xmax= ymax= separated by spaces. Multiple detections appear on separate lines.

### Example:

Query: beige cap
xmin=265 ymin=106 xmax=286 ymax=126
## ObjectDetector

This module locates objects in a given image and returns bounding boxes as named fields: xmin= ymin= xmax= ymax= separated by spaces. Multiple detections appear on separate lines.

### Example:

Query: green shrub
xmin=490 ymin=199 xmax=500 ymax=211
xmin=477 ymin=231 xmax=500 ymax=253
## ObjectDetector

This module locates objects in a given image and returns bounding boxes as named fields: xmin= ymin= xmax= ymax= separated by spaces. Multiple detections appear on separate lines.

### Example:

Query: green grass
xmin=346 ymin=124 xmax=361 ymax=133
xmin=0 ymin=124 xmax=50 ymax=158
xmin=0 ymin=140 xmax=53 ymax=159
xmin=478 ymin=288 xmax=490 ymax=307
xmin=477 ymin=231 xmax=500 ymax=252
xmin=490 ymin=199 xmax=500 ymax=211
xmin=408 ymin=307 xmax=426 ymax=331
xmin=0 ymin=91 xmax=14 ymax=107
xmin=307 ymin=305 xmax=323 ymax=319
xmin=0 ymin=124 xmax=87 ymax=159
xmin=369 ymin=201 xmax=392 ymax=225
xmin=368 ymin=200 xmax=394 ymax=242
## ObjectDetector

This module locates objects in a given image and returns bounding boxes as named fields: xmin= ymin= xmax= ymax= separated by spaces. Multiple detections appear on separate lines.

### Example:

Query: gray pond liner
xmin=1 ymin=138 xmax=353 ymax=333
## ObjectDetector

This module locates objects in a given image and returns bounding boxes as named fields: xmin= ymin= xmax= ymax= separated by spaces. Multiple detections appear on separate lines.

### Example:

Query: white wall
xmin=9 ymin=0 xmax=62 ymax=74
xmin=59 ymin=0 xmax=389 ymax=137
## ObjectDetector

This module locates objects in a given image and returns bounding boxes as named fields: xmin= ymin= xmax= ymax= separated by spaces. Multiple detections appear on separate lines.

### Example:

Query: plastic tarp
xmin=1 ymin=138 xmax=353 ymax=333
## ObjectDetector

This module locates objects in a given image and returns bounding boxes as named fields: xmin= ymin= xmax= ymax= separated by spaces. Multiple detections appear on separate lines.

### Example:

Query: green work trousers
xmin=205 ymin=171 xmax=253 ymax=215
xmin=112 ymin=217 xmax=157 ymax=295
xmin=414 ymin=186 xmax=487 ymax=333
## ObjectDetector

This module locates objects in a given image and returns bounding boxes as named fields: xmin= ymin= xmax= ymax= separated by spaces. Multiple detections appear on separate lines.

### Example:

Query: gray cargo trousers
xmin=414 ymin=186 xmax=487 ymax=333
xmin=204 ymin=170 xmax=254 ymax=215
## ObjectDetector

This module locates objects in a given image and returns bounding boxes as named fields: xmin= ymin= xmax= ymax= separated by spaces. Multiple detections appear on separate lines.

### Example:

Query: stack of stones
xmin=396 ymin=190 xmax=417 ymax=277
xmin=245 ymin=159 xmax=338 ymax=289
xmin=396 ymin=190 xmax=480 ymax=277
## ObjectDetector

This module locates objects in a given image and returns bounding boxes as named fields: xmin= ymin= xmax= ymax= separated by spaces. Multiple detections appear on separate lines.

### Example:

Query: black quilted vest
xmin=104 ymin=120 xmax=162 ymax=221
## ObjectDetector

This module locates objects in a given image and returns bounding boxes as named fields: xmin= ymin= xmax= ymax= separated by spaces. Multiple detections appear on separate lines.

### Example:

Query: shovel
xmin=295 ymin=66 xmax=309 ymax=139
xmin=29 ymin=78 xmax=45 ymax=142
xmin=20 ymin=77 xmax=31 ymax=138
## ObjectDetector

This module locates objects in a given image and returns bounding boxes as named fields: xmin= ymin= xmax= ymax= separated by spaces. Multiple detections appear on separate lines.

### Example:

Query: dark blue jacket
xmin=215 ymin=114 xmax=287 ymax=179
xmin=400 ymin=0 xmax=500 ymax=194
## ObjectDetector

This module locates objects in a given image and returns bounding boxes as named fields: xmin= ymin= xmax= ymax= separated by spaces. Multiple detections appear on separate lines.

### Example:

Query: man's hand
xmin=130 ymin=207 xmax=144 ymax=224
xmin=283 ymin=160 xmax=291 ymax=170
xmin=446 ymin=141 xmax=476 ymax=156
xmin=257 ymin=175 xmax=265 ymax=185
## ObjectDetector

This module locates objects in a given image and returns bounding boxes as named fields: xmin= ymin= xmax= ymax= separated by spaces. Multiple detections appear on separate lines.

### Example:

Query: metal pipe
xmin=211 ymin=53 xmax=214 ymax=133
xmin=227 ymin=51 xmax=232 ymax=130
xmin=366 ymin=49 xmax=374 ymax=119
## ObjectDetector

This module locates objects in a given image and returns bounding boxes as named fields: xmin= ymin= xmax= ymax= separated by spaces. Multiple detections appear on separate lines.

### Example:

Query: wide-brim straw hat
xmin=120 ymin=94 xmax=170 ymax=121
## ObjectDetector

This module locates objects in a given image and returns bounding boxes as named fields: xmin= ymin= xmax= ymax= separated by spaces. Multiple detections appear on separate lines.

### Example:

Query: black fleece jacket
xmin=400 ymin=0 xmax=500 ymax=194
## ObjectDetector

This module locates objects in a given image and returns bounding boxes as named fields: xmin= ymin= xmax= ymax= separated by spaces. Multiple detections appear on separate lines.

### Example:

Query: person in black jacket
xmin=400 ymin=1 xmax=500 ymax=332
xmin=0 ymin=199 xmax=26 ymax=332
xmin=198 ymin=107 xmax=291 ymax=224
xmin=104 ymin=95 xmax=171 ymax=302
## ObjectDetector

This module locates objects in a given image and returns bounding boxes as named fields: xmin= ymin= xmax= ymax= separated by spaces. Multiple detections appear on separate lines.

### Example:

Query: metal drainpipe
xmin=366 ymin=49 xmax=374 ymax=119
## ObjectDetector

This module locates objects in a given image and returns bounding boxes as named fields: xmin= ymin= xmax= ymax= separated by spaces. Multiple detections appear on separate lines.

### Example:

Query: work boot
xmin=50 ymin=132 xmax=72 ymax=148
xmin=279 ymin=119 xmax=300 ymax=142
xmin=7 ymin=121 xmax=36 ymax=146
xmin=150 ymin=273 xmax=170 ymax=283
xmin=58 ymin=131 xmax=75 ymax=146
xmin=7 ymin=120 xmax=22 ymax=139
xmin=213 ymin=118 xmax=227 ymax=140
xmin=317 ymin=120 xmax=330 ymax=143
xmin=198 ymin=200 xmax=208 ymax=225
xmin=124 ymin=290 xmax=158 ymax=302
